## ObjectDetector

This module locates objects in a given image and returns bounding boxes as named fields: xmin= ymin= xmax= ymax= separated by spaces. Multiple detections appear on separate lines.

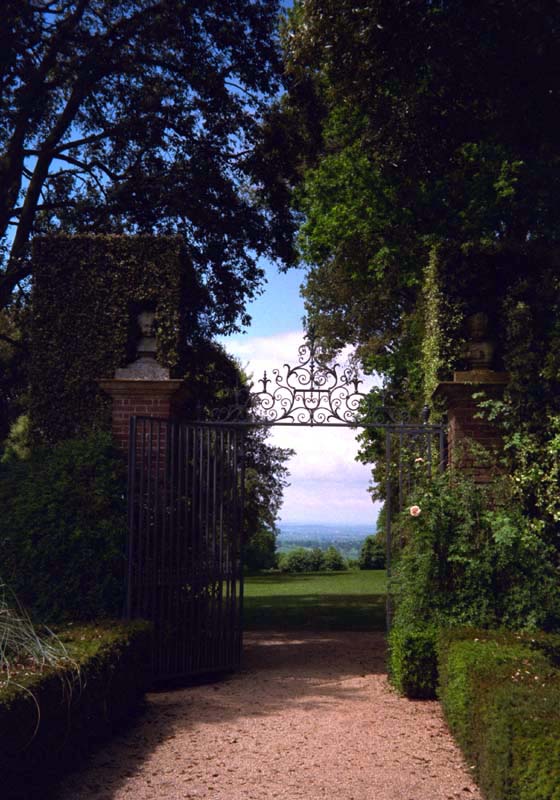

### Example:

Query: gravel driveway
xmin=57 ymin=631 xmax=481 ymax=800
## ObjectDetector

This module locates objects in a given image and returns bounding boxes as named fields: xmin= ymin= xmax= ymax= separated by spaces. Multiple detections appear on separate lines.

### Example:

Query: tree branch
xmin=0 ymin=0 xmax=90 ymax=240
xmin=54 ymin=152 xmax=120 ymax=183
xmin=5 ymin=74 xmax=94 ymax=297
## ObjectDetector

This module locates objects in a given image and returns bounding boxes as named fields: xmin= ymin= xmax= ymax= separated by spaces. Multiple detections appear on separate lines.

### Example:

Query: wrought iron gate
xmin=127 ymin=418 xmax=244 ymax=680
xmin=125 ymin=332 xmax=445 ymax=679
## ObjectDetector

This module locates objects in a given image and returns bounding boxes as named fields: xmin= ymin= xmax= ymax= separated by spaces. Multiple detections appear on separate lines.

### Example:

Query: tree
xmin=244 ymin=524 xmax=278 ymax=572
xmin=177 ymin=340 xmax=294 ymax=572
xmin=0 ymin=0 xmax=293 ymax=332
xmin=243 ymin=425 xmax=294 ymax=571
xmin=308 ymin=546 xmax=325 ymax=571
xmin=0 ymin=306 xmax=28 ymax=444
xmin=280 ymin=0 xmax=560 ymax=391
xmin=278 ymin=2 xmax=560 ymax=539
xmin=322 ymin=545 xmax=346 ymax=571
xmin=279 ymin=547 xmax=317 ymax=573
xmin=359 ymin=535 xmax=385 ymax=571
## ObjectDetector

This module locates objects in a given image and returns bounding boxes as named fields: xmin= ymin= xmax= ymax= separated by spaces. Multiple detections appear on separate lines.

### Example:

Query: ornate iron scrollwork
xmin=204 ymin=332 xmax=411 ymax=426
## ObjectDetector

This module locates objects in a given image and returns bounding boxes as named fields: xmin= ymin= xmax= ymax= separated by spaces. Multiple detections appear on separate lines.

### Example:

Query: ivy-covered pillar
xmin=433 ymin=313 xmax=509 ymax=483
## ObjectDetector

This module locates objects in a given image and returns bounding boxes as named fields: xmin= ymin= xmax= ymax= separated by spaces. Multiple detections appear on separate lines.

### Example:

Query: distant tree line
xmin=254 ymin=534 xmax=386 ymax=574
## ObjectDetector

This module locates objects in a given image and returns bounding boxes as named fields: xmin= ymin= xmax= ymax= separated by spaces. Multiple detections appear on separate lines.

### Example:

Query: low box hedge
xmin=437 ymin=627 xmax=560 ymax=800
xmin=388 ymin=621 xmax=438 ymax=698
xmin=0 ymin=620 xmax=152 ymax=799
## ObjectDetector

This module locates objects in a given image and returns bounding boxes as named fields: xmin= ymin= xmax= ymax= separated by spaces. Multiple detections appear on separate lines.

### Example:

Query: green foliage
xmin=391 ymin=471 xmax=560 ymax=633
xmin=0 ymin=307 xmax=28 ymax=446
xmin=278 ymin=546 xmax=346 ymax=573
xmin=242 ymin=425 xmax=294 ymax=571
xmin=282 ymin=1 xmax=560 ymax=375
xmin=388 ymin=623 xmax=438 ymax=699
xmin=281 ymin=4 xmax=560 ymax=538
xmin=30 ymin=234 xmax=192 ymax=444
xmin=322 ymin=545 xmax=346 ymax=571
xmin=0 ymin=620 xmax=152 ymax=798
xmin=481 ymin=405 xmax=560 ymax=554
xmin=358 ymin=534 xmax=385 ymax=570
xmin=1 ymin=0 xmax=289 ymax=318
xmin=420 ymin=246 xmax=465 ymax=406
xmin=244 ymin=525 xmax=278 ymax=572
xmin=278 ymin=547 xmax=317 ymax=573
xmin=308 ymin=547 xmax=326 ymax=571
xmin=437 ymin=628 xmax=560 ymax=800
xmin=0 ymin=583 xmax=67 ymax=676
xmin=0 ymin=414 xmax=30 ymax=463
xmin=515 ymin=737 xmax=560 ymax=800
xmin=0 ymin=432 xmax=127 ymax=623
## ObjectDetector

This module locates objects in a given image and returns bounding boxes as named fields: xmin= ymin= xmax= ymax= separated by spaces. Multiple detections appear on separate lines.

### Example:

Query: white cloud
xmin=219 ymin=330 xmax=381 ymax=524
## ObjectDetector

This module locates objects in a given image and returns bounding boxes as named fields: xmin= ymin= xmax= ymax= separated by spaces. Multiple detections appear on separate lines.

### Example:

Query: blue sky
xmin=218 ymin=259 xmax=381 ymax=527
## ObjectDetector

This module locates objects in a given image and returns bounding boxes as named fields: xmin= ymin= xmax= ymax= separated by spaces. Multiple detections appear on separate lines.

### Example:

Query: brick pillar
xmin=98 ymin=379 xmax=188 ymax=456
xmin=433 ymin=370 xmax=509 ymax=483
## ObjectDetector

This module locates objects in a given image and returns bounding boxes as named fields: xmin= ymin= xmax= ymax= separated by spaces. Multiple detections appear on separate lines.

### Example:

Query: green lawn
xmin=243 ymin=570 xmax=387 ymax=631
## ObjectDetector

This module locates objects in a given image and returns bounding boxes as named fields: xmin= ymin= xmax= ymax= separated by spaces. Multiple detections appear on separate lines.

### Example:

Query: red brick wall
xmin=110 ymin=394 xmax=175 ymax=452
xmin=99 ymin=379 xmax=187 ymax=457
xmin=435 ymin=381 xmax=507 ymax=483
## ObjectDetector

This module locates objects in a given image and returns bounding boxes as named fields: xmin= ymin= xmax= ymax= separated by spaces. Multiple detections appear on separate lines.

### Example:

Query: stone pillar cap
xmin=98 ymin=378 xmax=189 ymax=400
xmin=432 ymin=372 xmax=509 ymax=404
xmin=451 ymin=370 xmax=509 ymax=384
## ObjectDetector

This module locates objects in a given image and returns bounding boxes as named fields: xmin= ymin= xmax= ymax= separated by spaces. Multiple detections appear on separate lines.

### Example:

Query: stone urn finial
xmin=463 ymin=312 xmax=496 ymax=370
xmin=114 ymin=306 xmax=170 ymax=380
xmin=136 ymin=309 xmax=157 ymax=358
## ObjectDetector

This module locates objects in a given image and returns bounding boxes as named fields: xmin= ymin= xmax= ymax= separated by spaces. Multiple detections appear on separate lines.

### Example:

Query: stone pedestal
xmin=99 ymin=379 xmax=189 ymax=454
xmin=433 ymin=370 xmax=509 ymax=483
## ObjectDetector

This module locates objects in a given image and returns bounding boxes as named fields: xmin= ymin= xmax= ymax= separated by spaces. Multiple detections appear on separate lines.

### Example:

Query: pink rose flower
xmin=409 ymin=505 xmax=421 ymax=517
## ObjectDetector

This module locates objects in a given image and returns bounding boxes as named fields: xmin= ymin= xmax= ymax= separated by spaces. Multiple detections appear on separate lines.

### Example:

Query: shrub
xmin=0 ymin=432 xmax=127 ymax=623
xmin=278 ymin=547 xmax=316 ymax=573
xmin=391 ymin=471 xmax=560 ymax=632
xmin=388 ymin=470 xmax=560 ymax=698
xmin=359 ymin=534 xmax=386 ymax=569
xmin=308 ymin=547 xmax=325 ymax=570
xmin=322 ymin=545 xmax=346 ymax=571
xmin=438 ymin=628 xmax=560 ymax=800
xmin=388 ymin=622 xmax=438 ymax=699
xmin=277 ymin=546 xmax=345 ymax=573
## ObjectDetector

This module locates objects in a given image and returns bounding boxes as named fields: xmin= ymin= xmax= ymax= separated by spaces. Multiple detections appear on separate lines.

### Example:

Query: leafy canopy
xmin=281 ymin=0 xmax=560 ymax=381
xmin=0 ymin=0 xmax=293 ymax=332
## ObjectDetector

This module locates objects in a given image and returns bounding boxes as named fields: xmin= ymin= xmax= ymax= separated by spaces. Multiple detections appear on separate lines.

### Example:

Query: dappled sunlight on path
xmin=57 ymin=632 xmax=481 ymax=800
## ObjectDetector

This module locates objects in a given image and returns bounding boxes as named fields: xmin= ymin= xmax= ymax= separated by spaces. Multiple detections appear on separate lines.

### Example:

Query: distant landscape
xmin=277 ymin=522 xmax=378 ymax=560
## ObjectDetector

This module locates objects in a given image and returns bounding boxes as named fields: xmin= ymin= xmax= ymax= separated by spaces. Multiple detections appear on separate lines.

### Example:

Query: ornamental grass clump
xmin=0 ymin=584 xmax=68 ymax=682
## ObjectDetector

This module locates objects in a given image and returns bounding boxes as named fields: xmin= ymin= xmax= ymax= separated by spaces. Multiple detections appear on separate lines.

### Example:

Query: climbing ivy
xmin=30 ymin=234 xmax=201 ymax=443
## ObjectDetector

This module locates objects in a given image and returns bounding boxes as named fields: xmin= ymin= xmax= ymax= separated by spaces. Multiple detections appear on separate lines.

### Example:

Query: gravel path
xmin=58 ymin=631 xmax=481 ymax=800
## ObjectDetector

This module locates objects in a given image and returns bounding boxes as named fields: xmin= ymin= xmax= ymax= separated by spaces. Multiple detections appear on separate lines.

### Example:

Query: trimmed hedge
xmin=388 ymin=622 xmax=438 ymax=698
xmin=438 ymin=628 xmax=560 ymax=800
xmin=1 ymin=620 xmax=152 ymax=800
xmin=30 ymin=234 xmax=199 ymax=444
